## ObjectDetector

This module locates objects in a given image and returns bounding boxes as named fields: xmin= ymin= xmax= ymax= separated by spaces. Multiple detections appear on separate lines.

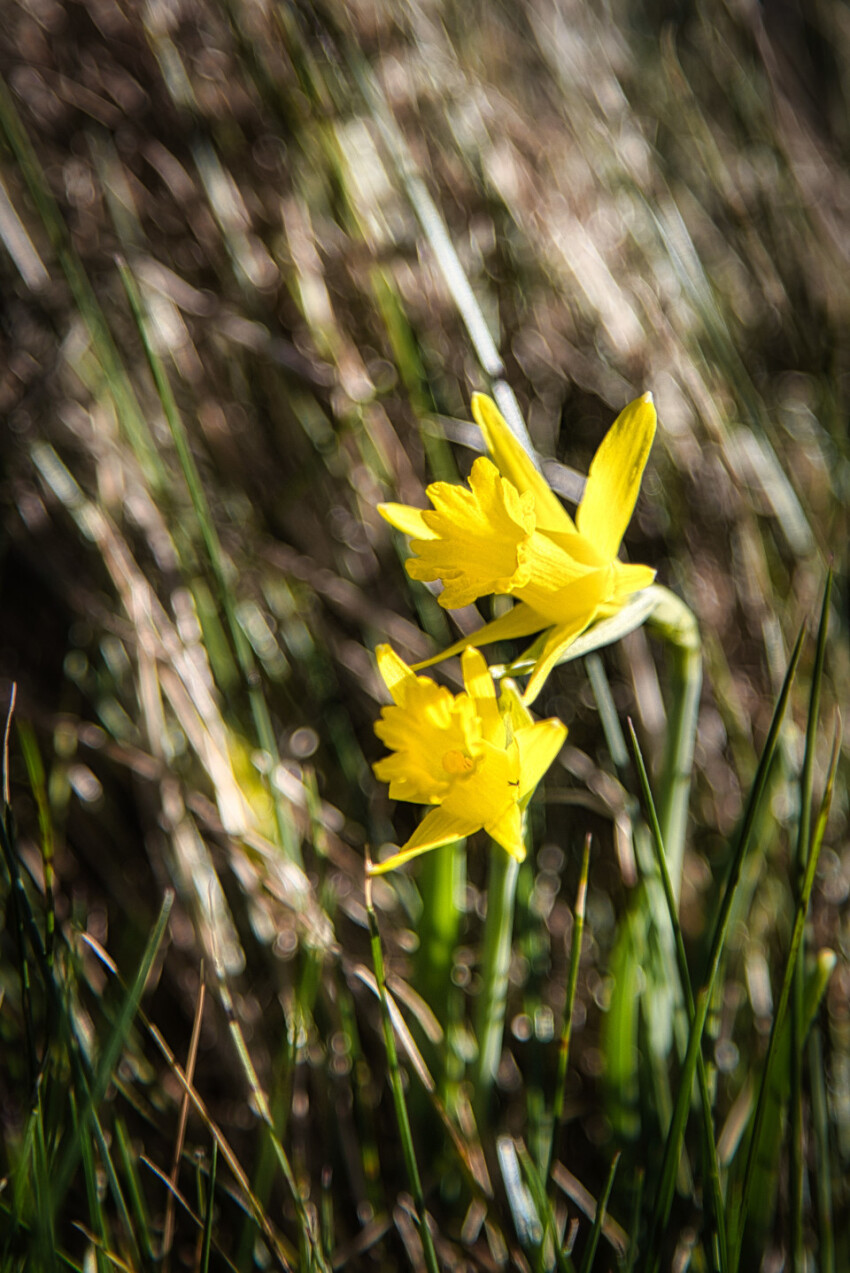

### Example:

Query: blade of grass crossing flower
xmin=578 ymin=1151 xmax=620 ymax=1273
xmin=474 ymin=845 xmax=521 ymax=1124
xmin=731 ymin=714 xmax=840 ymax=1271
xmin=548 ymin=834 xmax=590 ymax=1179
xmin=791 ymin=572 xmax=832 ymax=1268
xmin=117 ymin=260 xmax=301 ymax=866
xmin=644 ymin=625 xmax=804 ymax=1273
xmin=364 ymin=870 xmax=440 ymax=1273
xmin=628 ymin=721 xmax=727 ymax=1271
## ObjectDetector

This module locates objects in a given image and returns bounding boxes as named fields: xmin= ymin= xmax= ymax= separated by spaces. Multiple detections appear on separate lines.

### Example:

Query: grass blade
xmin=731 ymin=711 xmax=840 ymax=1269
xmin=549 ymin=833 xmax=591 ymax=1175
xmin=644 ymin=624 xmax=804 ymax=1271
xmin=578 ymin=1151 xmax=620 ymax=1273
xmin=201 ymin=1141 xmax=218 ymax=1273
xmin=53 ymin=891 xmax=174 ymax=1213
xmin=629 ymin=721 xmax=727 ymax=1270
xmin=791 ymin=572 xmax=832 ymax=1265
xmin=364 ymin=867 xmax=440 ymax=1273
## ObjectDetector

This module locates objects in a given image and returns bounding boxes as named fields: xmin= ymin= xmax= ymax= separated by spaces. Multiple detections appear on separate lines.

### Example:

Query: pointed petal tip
xmin=640 ymin=390 xmax=654 ymax=405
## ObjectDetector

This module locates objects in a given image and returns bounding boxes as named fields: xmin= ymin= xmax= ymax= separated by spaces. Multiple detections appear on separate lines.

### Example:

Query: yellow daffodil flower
xmin=369 ymin=644 xmax=566 ymax=875
xmin=380 ymin=393 xmax=657 ymax=704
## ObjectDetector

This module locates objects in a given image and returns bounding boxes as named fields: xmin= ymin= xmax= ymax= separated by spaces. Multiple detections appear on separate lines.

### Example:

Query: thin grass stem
xmin=201 ymin=1141 xmax=218 ymax=1273
xmin=548 ymin=833 xmax=590 ymax=1178
xmin=578 ymin=1151 xmax=620 ymax=1273
xmin=364 ymin=869 xmax=440 ymax=1273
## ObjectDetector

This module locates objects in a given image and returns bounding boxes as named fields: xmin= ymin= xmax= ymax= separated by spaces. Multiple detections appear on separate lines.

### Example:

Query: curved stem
xmin=646 ymin=588 xmax=702 ymax=903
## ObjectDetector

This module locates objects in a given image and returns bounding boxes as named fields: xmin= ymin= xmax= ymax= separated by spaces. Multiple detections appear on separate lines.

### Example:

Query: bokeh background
xmin=1 ymin=0 xmax=848 ymax=1268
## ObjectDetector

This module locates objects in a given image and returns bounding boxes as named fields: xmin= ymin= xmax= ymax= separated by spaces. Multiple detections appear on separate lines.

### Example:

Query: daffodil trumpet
xmin=369 ymin=644 xmax=566 ymax=875
xmin=380 ymin=392 xmax=657 ymax=704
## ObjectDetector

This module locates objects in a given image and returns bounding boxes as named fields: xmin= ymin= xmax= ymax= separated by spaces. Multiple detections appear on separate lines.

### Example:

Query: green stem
xmin=414 ymin=840 xmax=464 ymax=1022
xmin=646 ymin=587 xmax=702 ymax=903
xmin=474 ymin=845 xmax=520 ymax=1124
xmin=548 ymin=834 xmax=591 ymax=1178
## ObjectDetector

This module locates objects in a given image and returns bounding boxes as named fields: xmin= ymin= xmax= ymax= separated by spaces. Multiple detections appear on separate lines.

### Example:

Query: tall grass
xmin=0 ymin=0 xmax=847 ymax=1268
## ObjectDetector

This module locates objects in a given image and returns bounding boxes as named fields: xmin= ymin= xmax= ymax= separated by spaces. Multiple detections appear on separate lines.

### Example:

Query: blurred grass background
xmin=0 ymin=0 xmax=848 ymax=1268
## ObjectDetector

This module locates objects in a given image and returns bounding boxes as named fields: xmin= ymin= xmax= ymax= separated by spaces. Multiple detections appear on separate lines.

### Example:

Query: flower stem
xmin=473 ymin=844 xmax=520 ymax=1125
xmin=646 ymin=586 xmax=702 ymax=903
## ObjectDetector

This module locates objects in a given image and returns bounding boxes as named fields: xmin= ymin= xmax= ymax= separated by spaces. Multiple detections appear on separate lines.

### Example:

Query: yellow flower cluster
xmin=370 ymin=392 xmax=656 ymax=873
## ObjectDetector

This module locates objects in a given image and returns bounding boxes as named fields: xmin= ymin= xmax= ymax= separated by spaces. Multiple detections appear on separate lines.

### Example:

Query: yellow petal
xmin=379 ymin=502 xmax=438 ymax=540
xmin=518 ymin=565 xmax=610 ymax=632
xmin=471 ymin=393 xmax=576 ymax=535
xmin=516 ymin=718 xmax=567 ymax=799
xmin=486 ymin=803 xmax=526 ymax=862
xmin=461 ymin=647 xmax=503 ymax=743
xmin=413 ymin=601 xmax=547 ymax=671
xmin=576 ymin=392 xmax=656 ymax=561
xmin=609 ymin=561 xmax=656 ymax=603
xmin=406 ymin=458 xmax=536 ymax=609
xmin=521 ymin=607 xmax=600 ymax=706
xmin=368 ymin=808 xmax=475 ymax=875
xmin=375 ymin=643 xmax=417 ymax=704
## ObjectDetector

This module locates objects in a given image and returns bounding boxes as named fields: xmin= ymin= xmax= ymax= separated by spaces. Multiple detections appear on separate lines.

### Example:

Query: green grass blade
xmin=628 ymin=720 xmax=727 ymax=1270
xmin=808 ymin=1026 xmax=835 ymax=1273
xmin=116 ymin=258 xmax=300 ymax=865
xmin=114 ymin=1118 xmax=154 ymax=1265
xmin=578 ymin=1151 xmax=619 ymax=1273
xmin=644 ymin=625 xmax=804 ymax=1271
xmin=16 ymin=721 xmax=56 ymax=967
xmin=53 ymin=891 xmax=174 ymax=1213
xmin=791 ymin=571 xmax=832 ymax=1266
xmin=732 ymin=711 xmax=840 ymax=1269
xmin=201 ymin=1141 xmax=218 ymax=1273
xmin=364 ymin=869 xmax=440 ymax=1273
xmin=549 ymin=833 xmax=590 ymax=1175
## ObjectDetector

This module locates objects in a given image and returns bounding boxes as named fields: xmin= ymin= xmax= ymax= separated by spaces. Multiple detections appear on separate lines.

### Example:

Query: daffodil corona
xmin=380 ymin=393 xmax=657 ymax=703
xmin=369 ymin=644 xmax=566 ymax=874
